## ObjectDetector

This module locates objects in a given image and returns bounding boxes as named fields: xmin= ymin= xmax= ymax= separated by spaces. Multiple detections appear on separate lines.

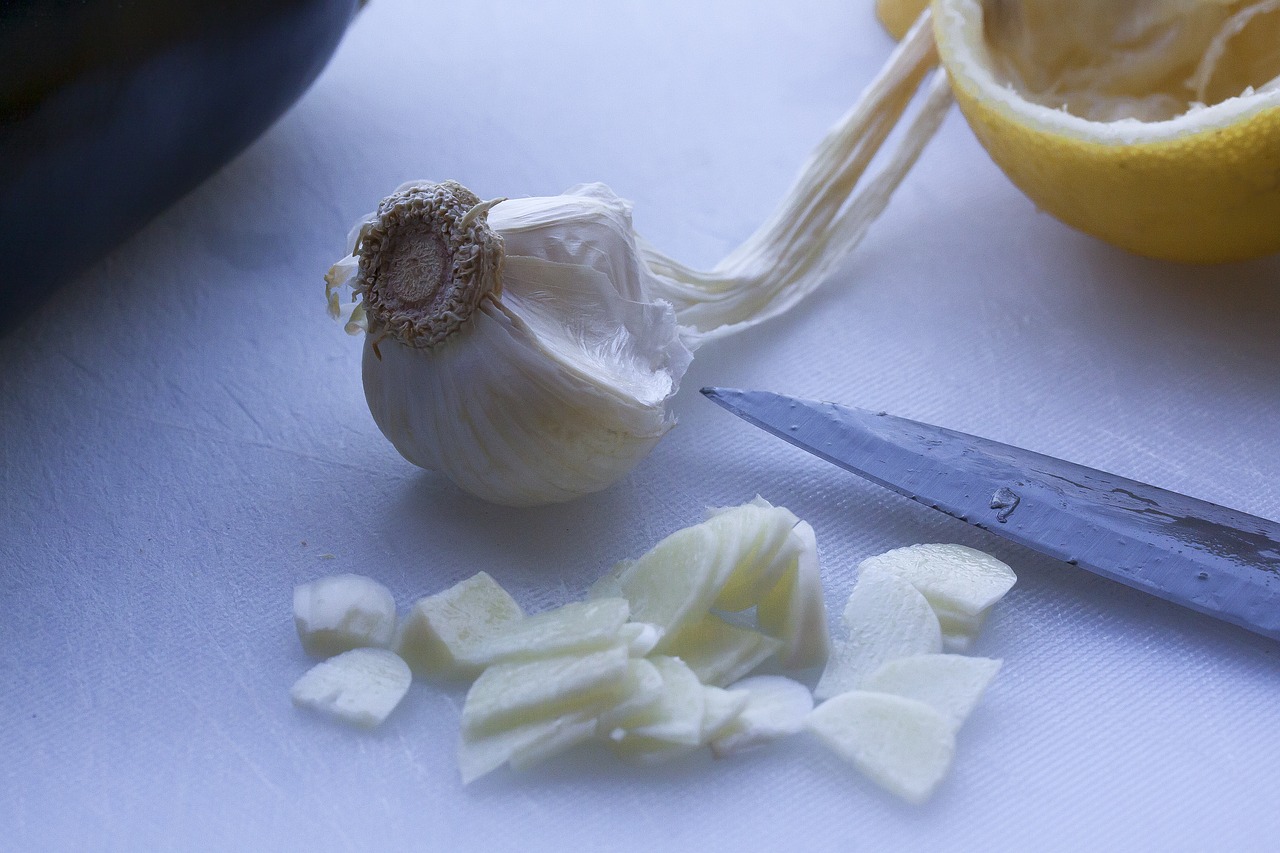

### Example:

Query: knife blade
xmin=701 ymin=387 xmax=1280 ymax=642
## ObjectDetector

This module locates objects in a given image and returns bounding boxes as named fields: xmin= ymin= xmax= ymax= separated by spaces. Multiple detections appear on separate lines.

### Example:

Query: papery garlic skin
xmin=339 ymin=182 xmax=692 ymax=507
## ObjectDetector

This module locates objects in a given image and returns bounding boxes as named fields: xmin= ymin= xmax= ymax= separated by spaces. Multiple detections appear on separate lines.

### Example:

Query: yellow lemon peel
xmin=876 ymin=0 xmax=1280 ymax=262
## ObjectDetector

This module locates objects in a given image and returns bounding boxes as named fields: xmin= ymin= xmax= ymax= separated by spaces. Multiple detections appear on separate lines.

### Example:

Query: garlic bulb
xmin=328 ymin=181 xmax=691 ymax=506
xmin=326 ymin=21 xmax=953 ymax=506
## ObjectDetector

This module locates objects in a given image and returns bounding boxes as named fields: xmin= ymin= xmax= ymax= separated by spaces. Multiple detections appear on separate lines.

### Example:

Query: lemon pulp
xmin=880 ymin=0 xmax=1280 ymax=262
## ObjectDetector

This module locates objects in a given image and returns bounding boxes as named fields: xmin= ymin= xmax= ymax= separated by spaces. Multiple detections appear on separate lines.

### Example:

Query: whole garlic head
xmin=329 ymin=181 xmax=692 ymax=507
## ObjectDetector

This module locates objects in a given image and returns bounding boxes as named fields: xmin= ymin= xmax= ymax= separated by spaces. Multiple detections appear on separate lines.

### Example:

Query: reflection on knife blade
xmin=701 ymin=387 xmax=1280 ymax=642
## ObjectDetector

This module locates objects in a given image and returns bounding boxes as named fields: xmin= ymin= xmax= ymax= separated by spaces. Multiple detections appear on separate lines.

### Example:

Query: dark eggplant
xmin=0 ymin=0 xmax=362 ymax=333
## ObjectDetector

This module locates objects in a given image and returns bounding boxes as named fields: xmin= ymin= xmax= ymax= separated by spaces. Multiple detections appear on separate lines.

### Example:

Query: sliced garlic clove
xmin=450 ymin=597 xmax=630 ymax=670
xmin=618 ymin=621 xmax=663 ymax=657
xmin=617 ymin=524 xmax=733 ymax=644
xmin=699 ymin=685 xmax=751 ymax=743
xmin=462 ymin=657 xmax=664 ymax=784
xmin=856 ymin=544 xmax=1017 ymax=642
xmin=461 ymin=644 xmax=630 ymax=737
xmin=586 ymin=558 xmax=634 ymax=601
xmin=290 ymin=648 xmax=412 ymax=729
xmin=806 ymin=691 xmax=956 ymax=805
xmin=458 ymin=709 xmax=596 ymax=785
xmin=663 ymin=613 xmax=782 ymax=688
xmin=704 ymin=498 xmax=803 ymax=612
xmin=606 ymin=734 xmax=700 ymax=766
xmin=396 ymin=572 xmax=523 ymax=680
xmin=293 ymin=574 xmax=397 ymax=658
xmin=757 ymin=520 xmax=831 ymax=670
xmin=941 ymin=632 xmax=978 ymax=654
xmin=710 ymin=675 xmax=814 ymax=758
xmin=814 ymin=570 xmax=942 ymax=701
xmin=595 ymin=658 xmax=667 ymax=733
xmin=862 ymin=654 xmax=1002 ymax=732
xmin=506 ymin=715 xmax=599 ymax=773
xmin=615 ymin=498 xmax=807 ymax=653
xmin=609 ymin=655 xmax=706 ymax=750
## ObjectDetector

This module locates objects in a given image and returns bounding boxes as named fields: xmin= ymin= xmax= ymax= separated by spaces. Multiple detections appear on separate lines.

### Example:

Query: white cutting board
xmin=5 ymin=1 xmax=1280 ymax=850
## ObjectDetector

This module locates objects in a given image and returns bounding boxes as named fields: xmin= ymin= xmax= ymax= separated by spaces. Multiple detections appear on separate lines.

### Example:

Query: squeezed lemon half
xmin=881 ymin=0 xmax=1280 ymax=262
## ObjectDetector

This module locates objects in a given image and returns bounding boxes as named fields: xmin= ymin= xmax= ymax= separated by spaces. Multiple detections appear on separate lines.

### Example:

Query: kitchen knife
xmin=701 ymin=387 xmax=1280 ymax=642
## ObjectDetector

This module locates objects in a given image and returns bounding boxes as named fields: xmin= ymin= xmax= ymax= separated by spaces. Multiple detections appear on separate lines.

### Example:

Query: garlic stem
xmin=645 ymin=10 xmax=949 ymax=344
xmin=355 ymin=181 xmax=505 ymax=350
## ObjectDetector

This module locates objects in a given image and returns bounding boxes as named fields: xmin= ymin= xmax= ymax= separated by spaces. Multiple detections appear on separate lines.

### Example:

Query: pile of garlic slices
xmin=290 ymin=499 xmax=1016 ymax=803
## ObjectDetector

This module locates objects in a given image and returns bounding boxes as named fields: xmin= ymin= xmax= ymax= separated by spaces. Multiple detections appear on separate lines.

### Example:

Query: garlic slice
xmin=616 ymin=523 xmax=730 ymax=641
xmin=862 ymin=654 xmax=1002 ymax=731
xmin=611 ymin=498 xmax=804 ymax=651
xmin=594 ymin=658 xmax=667 ymax=733
xmin=857 ymin=544 xmax=1017 ymax=647
xmin=663 ymin=614 xmax=782 ymax=688
xmin=710 ymin=675 xmax=814 ymax=758
xmin=806 ymin=691 xmax=956 ymax=804
xmin=290 ymin=648 xmax=412 ymax=729
xmin=449 ymin=598 xmax=631 ymax=671
xmin=700 ymin=685 xmax=751 ymax=743
xmin=703 ymin=497 xmax=803 ymax=612
xmin=618 ymin=621 xmax=663 ymax=657
xmin=814 ymin=569 xmax=942 ymax=700
xmin=396 ymin=572 xmax=524 ymax=679
xmin=756 ymin=520 xmax=831 ymax=670
xmin=607 ymin=656 xmax=707 ymax=761
xmin=293 ymin=574 xmax=397 ymax=658
xmin=458 ymin=709 xmax=598 ymax=785
xmin=461 ymin=644 xmax=631 ymax=737
xmin=326 ymin=22 xmax=952 ymax=507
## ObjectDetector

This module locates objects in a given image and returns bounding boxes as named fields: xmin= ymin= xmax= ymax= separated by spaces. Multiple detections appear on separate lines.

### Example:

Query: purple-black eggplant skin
xmin=0 ymin=0 xmax=362 ymax=333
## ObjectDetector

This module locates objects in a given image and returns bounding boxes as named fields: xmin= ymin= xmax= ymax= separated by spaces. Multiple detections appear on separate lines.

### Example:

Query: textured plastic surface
xmin=3 ymin=1 xmax=1280 ymax=850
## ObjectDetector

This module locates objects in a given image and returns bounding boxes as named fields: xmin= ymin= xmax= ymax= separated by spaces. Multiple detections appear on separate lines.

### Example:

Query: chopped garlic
xmin=287 ymin=507 xmax=1015 ymax=799
xmin=293 ymin=574 xmax=397 ymax=658
xmin=862 ymin=654 xmax=1002 ymax=731
xmin=814 ymin=570 xmax=942 ymax=700
xmin=396 ymin=572 xmax=523 ymax=679
xmin=290 ymin=648 xmax=411 ymax=729
xmin=806 ymin=691 xmax=956 ymax=804
xmin=710 ymin=675 xmax=814 ymax=758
